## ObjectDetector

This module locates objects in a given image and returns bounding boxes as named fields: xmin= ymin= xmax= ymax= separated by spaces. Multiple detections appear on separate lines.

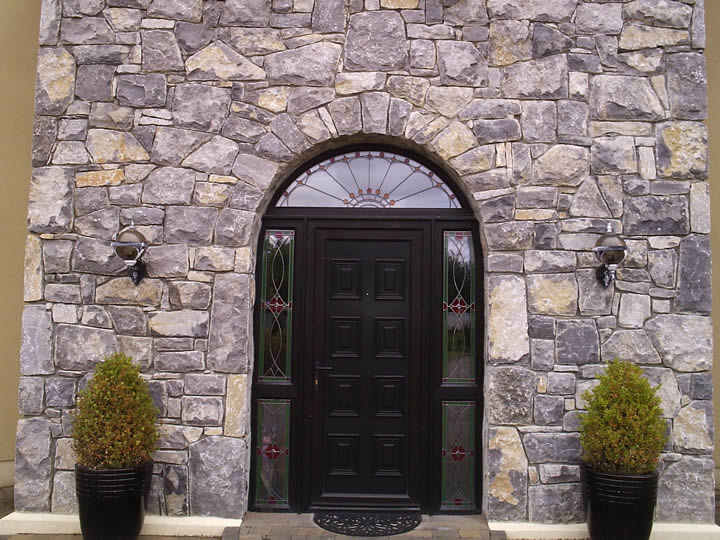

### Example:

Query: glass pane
xmin=275 ymin=151 xmax=460 ymax=209
xmin=258 ymin=230 xmax=294 ymax=381
xmin=441 ymin=401 xmax=476 ymax=510
xmin=255 ymin=399 xmax=290 ymax=508
xmin=443 ymin=231 xmax=476 ymax=383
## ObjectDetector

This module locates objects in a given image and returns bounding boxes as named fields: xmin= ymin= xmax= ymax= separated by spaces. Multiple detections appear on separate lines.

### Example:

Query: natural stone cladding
xmin=21 ymin=0 xmax=711 ymax=524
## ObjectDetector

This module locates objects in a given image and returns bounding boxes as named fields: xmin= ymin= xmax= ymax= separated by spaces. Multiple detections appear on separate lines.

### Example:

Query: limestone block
xmin=164 ymin=207 xmax=218 ymax=245
xmin=388 ymin=98 xmax=412 ymax=137
xmin=220 ymin=0 xmax=271 ymax=26
xmin=386 ymin=76 xmax=430 ymax=107
xmin=61 ymin=17 xmax=114 ymax=45
xmin=328 ymin=97 xmax=362 ymax=136
xmin=547 ymin=372 xmax=575 ymax=395
xmin=265 ymin=43 xmax=342 ymax=87
xmin=39 ymin=0 xmax=61 ymax=46
xmin=484 ymin=222 xmax=534 ymax=250
xmin=532 ymin=24 xmax=572 ymax=59
xmin=437 ymin=41 xmax=488 ymax=87
xmin=20 ymin=306 xmax=53 ymax=376
xmin=534 ymin=395 xmax=564 ymax=425
xmin=182 ymin=396 xmax=224 ymax=426
xmin=532 ymin=145 xmax=589 ymax=186
xmin=224 ymin=375 xmax=249 ymax=438
xmin=431 ymin=121 xmax=476 ymax=160
xmin=619 ymin=24 xmax=689 ymax=50
xmin=103 ymin=8 xmax=144 ymax=32
xmin=521 ymin=101 xmax=556 ymax=143
xmin=95 ymin=277 xmax=163 ymax=307
xmin=410 ymin=40 xmax=435 ymax=70
xmin=186 ymin=42 xmax=266 ymax=81
xmin=149 ymin=310 xmax=209 ymax=337
xmin=15 ymin=418 xmax=53 ymax=512
xmin=645 ymin=314 xmax=712 ymax=372
xmin=167 ymin=282 xmax=212 ymax=311
xmin=667 ymin=53 xmax=707 ymax=121
xmin=189 ymin=436 xmax=247 ymax=517
xmin=601 ymin=330 xmax=661 ymax=365
xmin=147 ymin=0 xmax=203 ymax=22
xmin=45 ymin=378 xmax=76 ymax=407
xmin=141 ymin=167 xmax=196 ymax=205
xmin=75 ymin=64 xmax=115 ymax=102
xmin=142 ymin=30 xmax=184 ymax=72
xmin=445 ymin=0 xmax=489 ymax=24
xmin=345 ymin=12 xmax=407 ymax=71
xmin=676 ymin=234 xmax=711 ymax=314
xmin=85 ymin=129 xmax=149 ymax=163
xmin=501 ymin=55 xmax=567 ymax=99
xmin=623 ymin=0 xmax=693 ymax=29
xmin=487 ymin=427 xmax=527 ymax=520
xmin=591 ymin=136 xmax=637 ymax=175
xmin=459 ymin=99 xmax=520 ymax=120
xmin=155 ymin=351 xmax=204 ymax=372
xmin=523 ymin=432 xmax=581 ymax=463
xmin=489 ymin=20 xmax=532 ymax=67
xmin=575 ymin=3 xmax=622 ymax=35
xmin=55 ymin=324 xmax=117 ymax=370
xmin=556 ymin=319 xmax=598 ymax=365
xmin=487 ymin=0 xmax=577 ymax=22
xmin=643 ymin=367 xmax=681 ymax=419
xmin=487 ymin=366 xmax=535 ymax=424
xmin=311 ymin=0 xmax=344 ymax=32
xmin=24 ymin=236 xmax=43 ymax=302
xmin=218 ymin=28 xmax=284 ymax=57
xmin=618 ymin=293 xmax=651 ymax=329
xmin=106 ymin=306 xmax=146 ymax=335
xmin=159 ymin=425 xmax=203 ymax=450
xmin=527 ymin=274 xmax=577 ymax=316
xmin=183 ymin=136 xmax=240 ymax=176
xmin=472 ymin=119 xmax=521 ymax=145
xmin=117 ymin=74 xmax=167 ymax=107
xmin=65 ymin=0 xmax=106 ymax=16
xmin=488 ymin=275 xmax=529 ymax=364
xmin=528 ymin=484 xmax=583 ymax=524
xmin=656 ymin=121 xmax=708 ymax=179
xmin=208 ymin=273 xmax=252 ymax=373
xmin=18 ymin=377 xmax=45 ymax=415
xmin=172 ymin=84 xmax=231 ymax=133
xmin=28 ymin=167 xmax=73 ymax=233
xmin=623 ymin=195 xmax=689 ymax=236
xmin=656 ymin=456 xmax=714 ymax=522
xmin=590 ymin=75 xmax=663 ymax=121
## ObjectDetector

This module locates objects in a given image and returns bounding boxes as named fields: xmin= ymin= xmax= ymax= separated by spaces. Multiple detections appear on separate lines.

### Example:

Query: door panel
xmin=310 ymin=230 xmax=422 ymax=508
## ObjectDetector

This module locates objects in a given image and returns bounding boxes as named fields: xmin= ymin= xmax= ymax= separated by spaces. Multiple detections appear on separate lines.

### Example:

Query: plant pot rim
xmin=75 ymin=460 xmax=153 ymax=473
xmin=581 ymin=461 xmax=659 ymax=479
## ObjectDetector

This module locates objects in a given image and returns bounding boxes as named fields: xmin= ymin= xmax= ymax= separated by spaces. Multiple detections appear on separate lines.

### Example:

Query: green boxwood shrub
xmin=72 ymin=353 xmax=158 ymax=469
xmin=580 ymin=360 xmax=666 ymax=475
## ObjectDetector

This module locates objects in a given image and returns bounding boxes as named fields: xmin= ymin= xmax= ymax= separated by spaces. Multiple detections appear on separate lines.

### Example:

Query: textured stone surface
xmin=532 ymin=145 xmax=589 ymax=186
xmin=527 ymin=274 xmax=577 ymax=316
xmin=645 ymin=315 xmax=712 ymax=372
xmin=488 ymin=275 xmax=529 ymax=364
xmin=676 ymin=235 xmax=711 ymax=314
xmin=20 ymin=307 xmax=53 ymax=376
xmin=186 ymin=42 xmax=266 ymax=82
xmin=601 ymin=330 xmax=660 ymax=365
xmin=556 ymin=320 xmax=598 ymax=365
xmin=15 ymin=418 xmax=53 ymax=512
xmin=265 ymin=43 xmax=342 ymax=87
xmin=488 ymin=427 xmax=527 ymax=520
xmin=207 ymin=273 xmax=252 ymax=372
xmin=528 ymin=484 xmax=583 ymax=524
xmin=488 ymin=366 xmax=535 ymax=424
xmin=590 ymin=75 xmax=664 ymax=121
xmin=55 ymin=324 xmax=117 ymax=371
xmin=656 ymin=121 xmax=708 ymax=179
xmin=189 ymin=436 xmax=247 ymax=518
xmin=623 ymin=195 xmax=689 ymax=236
xmin=437 ymin=41 xmax=488 ymax=87
xmin=501 ymin=55 xmax=567 ymax=99
xmin=35 ymin=48 xmax=76 ymax=115
xmin=657 ymin=456 xmax=714 ymax=522
xmin=345 ymin=12 xmax=407 ymax=72
xmin=28 ymin=167 xmax=73 ymax=234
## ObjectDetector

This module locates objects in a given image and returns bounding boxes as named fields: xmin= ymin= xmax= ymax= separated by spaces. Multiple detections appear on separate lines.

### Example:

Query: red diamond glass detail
xmin=450 ymin=446 xmax=466 ymax=462
xmin=265 ymin=295 xmax=289 ymax=314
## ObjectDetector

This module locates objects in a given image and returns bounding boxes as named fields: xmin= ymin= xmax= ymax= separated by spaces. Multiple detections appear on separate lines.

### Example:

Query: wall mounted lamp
xmin=593 ymin=224 xmax=627 ymax=289
xmin=111 ymin=223 xmax=148 ymax=286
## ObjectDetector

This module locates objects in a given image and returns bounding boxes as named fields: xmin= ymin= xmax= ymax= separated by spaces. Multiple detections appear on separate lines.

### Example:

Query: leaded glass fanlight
xmin=276 ymin=151 xmax=460 ymax=208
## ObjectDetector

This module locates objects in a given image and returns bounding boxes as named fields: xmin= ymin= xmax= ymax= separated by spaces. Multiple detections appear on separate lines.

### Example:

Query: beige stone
xmin=54 ymin=438 xmax=75 ymax=470
xmin=449 ymin=146 xmax=495 ymax=176
xmin=656 ymin=121 xmax=708 ymax=179
xmin=335 ymin=72 xmax=386 ymax=95
xmin=515 ymin=209 xmax=558 ymax=221
xmin=36 ymin=48 xmax=76 ymax=115
xmin=75 ymin=169 xmax=125 ymax=187
xmin=527 ymin=274 xmax=578 ymax=316
xmin=193 ymin=182 xmax=233 ymax=207
xmin=224 ymin=374 xmax=249 ymax=437
xmin=532 ymin=145 xmax=590 ymax=186
xmin=249 ymin=86 xmax=291 ymax=113
xmin=208 ymin=174 xmax=238 ymax=185
xmin=235 ymin=247 xmax=253 ymax=274
xmin=488 ymin=427 xmax=527 ymax=506
xmin=86 ymin=129 xmax=150 ymax=163
xmin=673 ymin=404 xmax=712 ymax=452
xmin=430 ymin=121 xmax=476 ymax=160
xmin=488 ymin=275 xmax=529 ymax=364
xmin=95 ymin=277 xmax=163 ymax=307
xmin=425 ymin=87 xmax=474 ymax=118
xmin=186 ymin=42 xmax=266 ymax=81
xmin=619 ymin=24 xmax=689 ymax=50
xmin=589 ymin=121 xmax=652 ymax=137
xmin=380 ymin=0 xmax=418 ymax=7
xmin=24 ymin=235 xmax=43 ymax=302
xmin=690 ymin=182 xmax=710 ymax=234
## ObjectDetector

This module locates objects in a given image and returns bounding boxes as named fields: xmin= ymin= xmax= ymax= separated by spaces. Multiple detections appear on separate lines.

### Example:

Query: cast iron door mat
xmin=313 ymin=510 xmax=422 ymax=536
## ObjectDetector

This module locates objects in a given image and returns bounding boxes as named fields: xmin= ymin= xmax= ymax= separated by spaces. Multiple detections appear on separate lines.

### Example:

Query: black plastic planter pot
xmin=75 ymin=461 xmax=153 ymax=540
xmin=580 ymin=462 xmax=658 ymax=540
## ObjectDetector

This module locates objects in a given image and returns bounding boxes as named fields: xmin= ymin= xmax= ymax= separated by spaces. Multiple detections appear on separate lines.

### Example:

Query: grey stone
xmin=532 ymin=145 xmax=589 ymax=186
xmin=164 ymin=206 xmax=219 ymax=244
xmin=547 ymin=373 xmax=575 ymax=395
xmin=121 ymin=206 xmax=165 ymax=226
xmin=623 ymin=196 xmax=689 ymax=236
xmin=149 ymin=310 xmax=209 ymax=337
xmin=220 ymin=0 xmax=271 ymax=26
xmin=271 ymin=114 xmax=310 ymax=154
xmin=168 ymin=282 xmax=212 ymax=310
xmin=15 ymin=418 xmax=53 ymax=512
xmin=28 ymin=167 xmax=73 ymax=234
xmin=472 ymin=119 xmax=521 ymax=144
xmin=563 ymin=411 xmax=583 ymax=432
xmin=45 ymin=283 xmax=81 ymax=303
xmin=570 ymin=178 xmax=611 ymax=218
xmin=32 ymin=116 xmax=58 ymax=166
xmin=45 ymin=378 xmax=76 ymax=408
xmin=532 ymin=24 xmax=572 ymax=58
xmin=222 ymin=116 xmax=266 ymax=143
xmin=527 ymin=274 xmax=578 ymax=316
xmin=255 ymin=134 xmax=293 ymax=162
xmin=71 ymin=44 xmax=130 ymax=65
xmin=219 ymin=28 xmax=284 ymax=57
xmin=161 ymin=464 xmax=188 ymax=516
xmin=345 ymin=12 xmax=407 ymax=72
xmin=75 ymin=65 xmax=115 ymax=102
xmin=312 ymin=0 xmax=344 ymax=32
xmin=156 ymin=351 xmax=205 ymax=372
xmin=117 ymin=74 xmax=167 ymax=107
xmin=19 ymin=377 xmax=45 ymax=415
xmin=437 ymin=41 xmax=488 ymax=87
xmin=618 ymin=293 xmax=651 ymax=329
xmin=145 ymin=245 xmax=190 ymax=278
xmin=189 ymin=436 xmax=247 ymax=518
xmin=529 ymin=316 xmax=555 ymax=339
xmin=643 ymin=367 xmax=681 ymax=419
xmin=676 ymin=234 xmax=711 ymax=314
xmin=152 ymin=127 xmax=212 ymax=166
xmin=61 ymin=17 xmax=114 ymax=44
xmin=445 ymin=0 xmax=489 ymax=25
xmin=487 ymin=253 xmax=524 ymax=273
xmin=487 ymin=275 xmax=529 ymax=364
xmin=487 ymin=366 xmax=535 ymax=424
xmin=386 ymin=76 xmax=430 ymax=107
xmin=692 ymin=0 xmax=705 ymax=48
xmin=478 ymin=195 xmax=514 ymax=223
xmin=501 ymin=55 xmax=567 ymax=99
xmin=81 ymin=306 xmax=113 ymax=329
xmin=265 ymin=43 xmax=342 ymax=87
xmin=186 ymin=42 xmax=266 ymax=82
xmin=158 ymin=424 xmax=203 ymax=450
xmin=524 ymin=251 xmax=574 ymax=273
xmin=361 ymin=93 xmax=390 ymax=134
xmin=20 ymin=306 xmax=53 ymax=376
xmin=531 ymin=339 xmax=554 ymax=370
xmin=558 ymin=100 xmax=588 ymax=138
xmin=183 ymin=136 xmax=240 ymax=175
xmin=534 ymin=395 xmax=564 ymax=425
xmin=623 ymin=0 xmax=693 ymax=29
xmin=215 ymin=208 xmax=254 ymax=247
xmin=602 ymin=330 xmax=661 ymax=365
xmin=105 ymin=306 xmax=145 ymax=335
xmin=147 ymin=0 xmax=203 ymax=22
xmin=619 ymin=24 xmax=690 ymax=51
xmin=528 ymin=484 xmax=583 ymax=523
xmin=484 ymin=222 xmax=534 ymax=250
xmin=667 ymin=53 xmax=707 ymax=121
xmin=487 ymin=427 xmax=527 ymax=521
xmin=86 ymin=129 xmax=150 ymax=163
xmin=487 ymin=0 xmax=577 ymax=22
xmin=172 ymin=84 xmax=231 ymax=133
xmin=576 ymin=2 xmax=622 ymax=34
xmin=459 ymin=99 xmax=520 ymax=120
xmin=590 ymin=75 xmax=664 ymax=121
xmin=57 ymin=118 xmax=88 ymax=141
xmin=656 ymin=457 xmax=714 ymax=522
xmin=410 ymin=40 xmax=435 ymax=70
xmin=73 ymin=207 xmax=118 ymax=240
xmin=42 ymin=240 xmax=72 ymax=274
xmin=55 ymin=324 xmax=117 ymax=371
xmin=648 ymin=249 xmax=677 ymax=288
xmin=328 ymin=97 xmax=362 ymax=136
xmin=182 ymin=396 xmax=224 ymax=426
xmin=95 ymin=277 xmax=163 ymax=306
xmin=66 ymin=0 xmax=108 ymax=14
xmin=287 ymin=88 xmax=335 ymax=116
xmin=690 ymin=373 xmax=712 ymax=401
xmin=175 ymin=23 xmax=215 ymax=56
xmin=489 ymin=20 xmax=532 ymax=67
xmin=207 ymin=273 xmax=252 ymax=373
xmin=72 ymin=237 xmax=125 ymax=274
xmin=142 ymin=167 xmax=196 ymax=205
xmin=645 ymin=314 xmax=712 ymax=372
xmin=521 ymin=101 xmax=556 ymax=143
xmin=39 ymin=0 xmax=61 ymax=46
xmin=556 ymin=320 xmax=598 ymax=365
xmin=523 ymin=432 xmax=581 ymax=463
xmin=142 ymin=30 xmax=183 ymax=72
xmin=539 ymin=464 xmax=580 ymax=484
xmin=449 ymin=146 xmax=495 ymax=176
xmin=656 ymin=121 xmax=708 ymax=179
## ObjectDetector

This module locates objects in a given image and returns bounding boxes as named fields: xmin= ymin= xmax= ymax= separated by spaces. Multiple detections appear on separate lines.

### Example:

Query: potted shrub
xmin=72 ymin=353 xmax=158 ymax=540
xmin=579 ymin=360 xmax=667 ymax=540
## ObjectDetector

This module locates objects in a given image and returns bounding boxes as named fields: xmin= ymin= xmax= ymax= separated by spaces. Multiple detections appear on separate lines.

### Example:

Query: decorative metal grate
xmin=314 ymin=510 xmax=422 ymax=536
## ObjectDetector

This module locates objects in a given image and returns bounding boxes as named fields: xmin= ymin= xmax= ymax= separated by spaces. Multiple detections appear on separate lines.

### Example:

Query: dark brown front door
xmin=309 ymin=227 xmax=425 ymax=509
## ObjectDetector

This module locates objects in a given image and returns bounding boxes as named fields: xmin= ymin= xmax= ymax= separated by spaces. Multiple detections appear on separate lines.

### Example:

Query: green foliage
xmin=580 ymin=360 xmax=666 ymax=475
xmin=72 ymin=353 xmax=158 ymax=469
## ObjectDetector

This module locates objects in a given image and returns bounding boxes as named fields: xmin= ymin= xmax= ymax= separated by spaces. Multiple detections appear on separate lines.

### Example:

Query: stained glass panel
xmin=441 ymin=401 xmax=476 ymax=510
xmin=442 ymin=231 xmax=475 ymax=383
xmin=255 ymin=399 xmax=290 ymax=507
xmin=276 ymin=151 xmax=460 ymax=209
xmin=258 ymin=230 xmax=295 ymax=381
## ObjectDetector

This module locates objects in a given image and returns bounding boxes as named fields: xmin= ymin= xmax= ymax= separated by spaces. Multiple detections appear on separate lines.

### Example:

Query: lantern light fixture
xmin=593 ymin=223 xmax=627 ymax=289
xmin=111 ymin=222 xmax=148 ymax=286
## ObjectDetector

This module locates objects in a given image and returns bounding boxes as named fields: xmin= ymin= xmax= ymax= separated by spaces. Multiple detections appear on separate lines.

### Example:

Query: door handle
xmin=314 ymin=362 xmax=333 ymax=371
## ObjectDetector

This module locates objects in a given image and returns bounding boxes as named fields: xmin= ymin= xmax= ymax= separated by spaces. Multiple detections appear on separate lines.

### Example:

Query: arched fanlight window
xmin=276 ymin=150 xmax=460 ymax=209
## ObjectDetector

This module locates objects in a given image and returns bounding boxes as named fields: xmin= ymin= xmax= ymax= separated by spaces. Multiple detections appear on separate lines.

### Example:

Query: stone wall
xmin=19 ymin=0 xmax=712 ymax=523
